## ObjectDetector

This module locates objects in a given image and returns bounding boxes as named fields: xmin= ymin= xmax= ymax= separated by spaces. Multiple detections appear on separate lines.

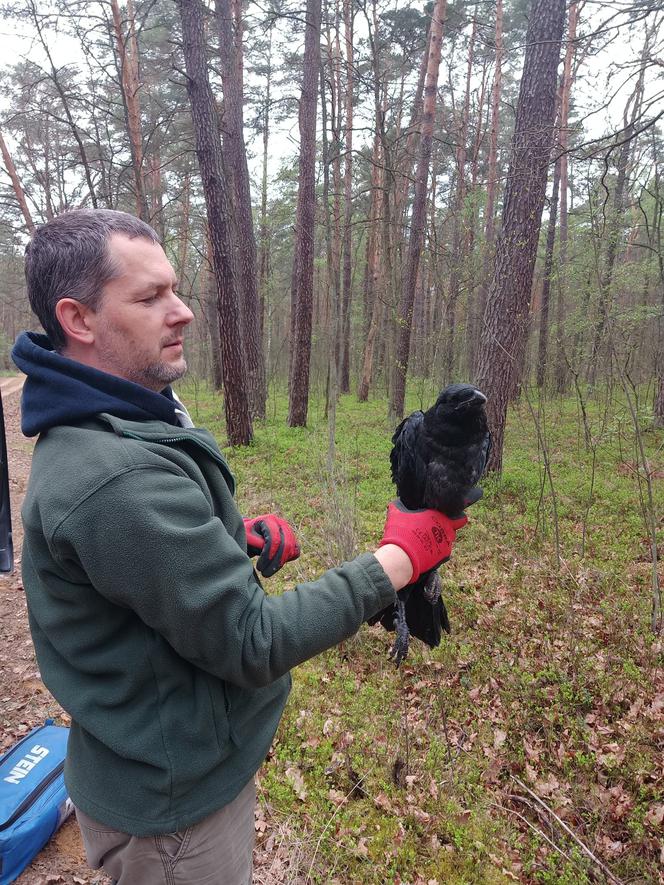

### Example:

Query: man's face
xmin=85 ymin=234 xmax=194 ymax=392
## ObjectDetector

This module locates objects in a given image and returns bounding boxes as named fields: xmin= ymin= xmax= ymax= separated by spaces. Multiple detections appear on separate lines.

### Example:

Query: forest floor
xmin=1 ymin=376 xmax=662 ymax=884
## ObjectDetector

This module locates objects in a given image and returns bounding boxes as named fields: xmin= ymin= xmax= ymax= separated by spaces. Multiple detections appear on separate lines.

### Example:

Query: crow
xmin=370 ymin=383 xmax=491 ymax=664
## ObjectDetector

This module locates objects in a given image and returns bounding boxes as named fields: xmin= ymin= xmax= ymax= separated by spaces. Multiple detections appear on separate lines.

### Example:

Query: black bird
xmin=370 ymin=383 xmax=491 ymax=664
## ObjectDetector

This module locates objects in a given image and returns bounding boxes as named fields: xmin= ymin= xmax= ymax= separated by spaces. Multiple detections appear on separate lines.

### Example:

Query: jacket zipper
xmin=0 ymin=761 xmax=65 ymax=831
xmin=120 ymin=431 xmax=225 ymax=465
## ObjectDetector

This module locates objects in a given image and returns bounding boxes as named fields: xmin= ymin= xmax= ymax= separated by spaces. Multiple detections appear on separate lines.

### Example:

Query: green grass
xmin=182 ymin=379 xmax=663 ymax=884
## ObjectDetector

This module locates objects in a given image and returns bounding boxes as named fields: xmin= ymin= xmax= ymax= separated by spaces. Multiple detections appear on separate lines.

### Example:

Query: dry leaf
xmin=489 ymin=854 xmax=520 ymax=881
xmin=374 ymin=792 xmax=393 ymax=812
xmin=285 ymin=766 xmax=307 ymax=801
xmin=354 ymin=836 xmax=369 ymax=857
xmin=645 ymin=803 xmax=664 ymax=828
xmin=494 ymin=729 xmax=507 ymax=750
xmin=599 ymin=836 xmax=625 ymax=858
xmin=534 ymin=774 xmax=560 ymax=798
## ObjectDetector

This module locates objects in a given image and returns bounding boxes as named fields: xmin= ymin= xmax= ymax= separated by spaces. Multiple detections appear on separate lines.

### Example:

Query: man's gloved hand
xmin=243 ymin=514 xmax=300 ymax=578
xmin=378 ymin=500 xmax=467 ymax=583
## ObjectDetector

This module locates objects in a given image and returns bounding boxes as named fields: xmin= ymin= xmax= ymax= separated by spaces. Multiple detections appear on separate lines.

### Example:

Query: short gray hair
xmin=25 ymin=208 xmax=159 ymax=351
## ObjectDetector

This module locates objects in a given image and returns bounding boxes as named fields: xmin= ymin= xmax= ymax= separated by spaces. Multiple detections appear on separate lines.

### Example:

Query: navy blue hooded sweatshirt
xmin=12 ymin=331 xmax=183 ymax=436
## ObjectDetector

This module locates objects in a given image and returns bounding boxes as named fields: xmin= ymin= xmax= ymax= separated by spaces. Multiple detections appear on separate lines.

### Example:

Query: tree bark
xmin=215 ymin=0 xmax=266 ymax=419
xmin=476 ymin=0 xmax=566 ymax=472
xmin=110 ymin=0 xmax=148 ymax=221
xmin=389 ymin=0 xmax=447 ymax=424
xmin=588 ymin=49 xmax=647 ymax=386
xmin=258 ymin=23 xmax=273 ymax=354
xmin=444 ymin=9 xmax=477 ymax=382
xmin=339 ymin=0 xmax=354 ymax=393
xmin=537 ymin=150 xmax=562 ymax=389
xmin=471 ymin=0 xmax=502 ymax=380
xmin=288 ymin=0 xmax=322 ymax=427
xmin=146 ymin=148 xmax=165 ymax=240
xmin=178 ymin=0 xmax=252 ymax=446
xmin=393 ymin=27 xmax=431 ymax=237
xmin=554 ymin=0 xmax=580 ymax=394
xmin=0 ymin=129 xmax=36 ymax=234
xmin=358 ymin=134 xmax=383 ymax=402
xmin=320 ymin=55 xmax=339 ymax=465
xmin=325 ymin=8 xmax=343 ymax=405
xmin=205 ymin=229 xmax=224 ymax=390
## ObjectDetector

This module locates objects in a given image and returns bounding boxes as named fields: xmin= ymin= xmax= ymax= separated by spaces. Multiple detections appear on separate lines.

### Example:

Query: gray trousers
xmin=75 ymin=779 xmax=255 ymax=885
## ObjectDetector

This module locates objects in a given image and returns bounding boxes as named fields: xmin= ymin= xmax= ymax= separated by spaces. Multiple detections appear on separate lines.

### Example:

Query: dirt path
xmin=0 ymin=377 xmax=294 ymax=885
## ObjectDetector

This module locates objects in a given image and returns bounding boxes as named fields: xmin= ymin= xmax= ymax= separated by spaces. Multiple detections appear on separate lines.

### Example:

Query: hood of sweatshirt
xmin=11 ymin=331 xmax=182 ymax=437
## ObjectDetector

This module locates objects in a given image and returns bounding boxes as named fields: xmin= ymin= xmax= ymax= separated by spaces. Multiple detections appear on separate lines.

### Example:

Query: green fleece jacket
xmin=21 ymin=414 xmax=396 ymax=835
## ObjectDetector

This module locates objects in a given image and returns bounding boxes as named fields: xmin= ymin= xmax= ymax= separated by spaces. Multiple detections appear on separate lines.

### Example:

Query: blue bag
xmin=0 ymin=721 xmax=71 ymax=885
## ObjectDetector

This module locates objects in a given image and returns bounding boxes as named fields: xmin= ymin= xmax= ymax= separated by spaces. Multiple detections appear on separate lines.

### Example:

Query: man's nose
xmin=168 ymin=293 xmax=195 ymax=326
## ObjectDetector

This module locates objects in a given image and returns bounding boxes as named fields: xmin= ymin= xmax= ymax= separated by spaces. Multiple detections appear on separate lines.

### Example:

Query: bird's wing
xmin=390 ymin=410 xmax=426 ymax=507
xmin=479 ymin=430 xmax=492 ymax=476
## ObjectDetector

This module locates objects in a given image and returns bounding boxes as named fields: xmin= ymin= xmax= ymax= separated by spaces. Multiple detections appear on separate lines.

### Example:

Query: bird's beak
xmin=455 ymin=389 xmax=487 ymax=410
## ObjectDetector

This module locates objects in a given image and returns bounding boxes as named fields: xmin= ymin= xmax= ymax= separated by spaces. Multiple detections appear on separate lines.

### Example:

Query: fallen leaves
xmin=644 ymin=803 xmax=664 ymax=829
xmin=493 ymin=728 xmax=508 ymax=750
xmin=285 ymin=765 xmax=307 ymax=802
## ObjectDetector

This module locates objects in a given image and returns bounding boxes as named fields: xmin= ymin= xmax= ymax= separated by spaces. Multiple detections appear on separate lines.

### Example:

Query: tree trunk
xmin=471 ymin=0 xmax=502 ymax=380
xmin=320 ymin=56 xmax=339 ymax=465
xmin=326 ymin=8 xmax=343 ymax=406
xmin=258 ymin=24 xmax=273 ymax=353
xmin=588 ymin=50 xmax=647 ymax=386
xmin=110 ymin=0 xmax=148 ymax=221
xmin=366 ymin=1 xmax=394 ymax=392
xmin=651 ymin=135 xmax=664 ymax=427
xmin=147 ymin=148 xmax=165 ymax=241
xmin=476 ymin=0 xmax=566 ymax=472
xmin=339 ymin=0 xmax=354 ymax=393
xmin=554 ymin=0 xmax=580 ymax=394
xmin=215 ymin=0 xmax=266 ymax=418
xmin=444 ymin=9 xmax=477 ymax=382
xmin=0 ymin=129 xmax=36 ymax=234
xmin=536 ymin=151 xmax=561 ymax=389
xmin=178 ymin=0 xmax=252 ymax=446
xmin=288 ymin=0 xmax=322 ymax=427
xmin=393 ymin=27 xmax=431 ymax=237
xmin=389 ymin=0 xmax=447 ymax=424
xmin=358 ymin=133 xmax=383 ymax=402
xmin=177 ymin=170 xmax=191 ymax=284
xmin=205 ymin=230 xmax=224 ymax=390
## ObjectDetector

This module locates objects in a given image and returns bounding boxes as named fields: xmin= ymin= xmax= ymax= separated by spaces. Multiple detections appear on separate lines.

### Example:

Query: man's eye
xmin=141 ymin=294 xmax=158 ymax=304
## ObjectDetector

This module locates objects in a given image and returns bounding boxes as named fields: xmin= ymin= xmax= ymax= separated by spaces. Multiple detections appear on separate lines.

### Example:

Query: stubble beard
xmin=139 ymin=357 xmax=188 ymax=391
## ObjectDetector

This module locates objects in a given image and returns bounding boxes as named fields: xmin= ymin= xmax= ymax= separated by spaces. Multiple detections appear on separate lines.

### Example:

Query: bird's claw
xmin=389 ymin=634 xmax=409 ymax=665
xmin=390 ymin=599 xmax=410 ymax=665
xmin=423 ymin=570 xmax=442 ymax=606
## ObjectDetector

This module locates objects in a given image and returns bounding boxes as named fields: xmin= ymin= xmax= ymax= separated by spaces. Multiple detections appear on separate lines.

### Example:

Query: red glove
xmin=243 ymin=514 xmax=300 ymax=577
xmin=378 ymin=500 xmax=467 ymax=583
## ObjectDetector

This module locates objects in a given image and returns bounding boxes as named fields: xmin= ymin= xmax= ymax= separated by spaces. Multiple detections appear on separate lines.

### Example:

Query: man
xmin=12 ymin=209 xmax=466 ymax=885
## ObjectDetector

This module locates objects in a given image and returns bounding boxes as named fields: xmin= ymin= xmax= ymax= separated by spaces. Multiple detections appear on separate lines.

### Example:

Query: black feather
xmin=370 ymin=383 xmax=491 ymax=663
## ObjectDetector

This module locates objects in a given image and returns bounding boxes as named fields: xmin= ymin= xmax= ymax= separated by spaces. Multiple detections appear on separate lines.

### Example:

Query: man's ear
xmin=55 ymin=298 xmax=96 ymax=347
